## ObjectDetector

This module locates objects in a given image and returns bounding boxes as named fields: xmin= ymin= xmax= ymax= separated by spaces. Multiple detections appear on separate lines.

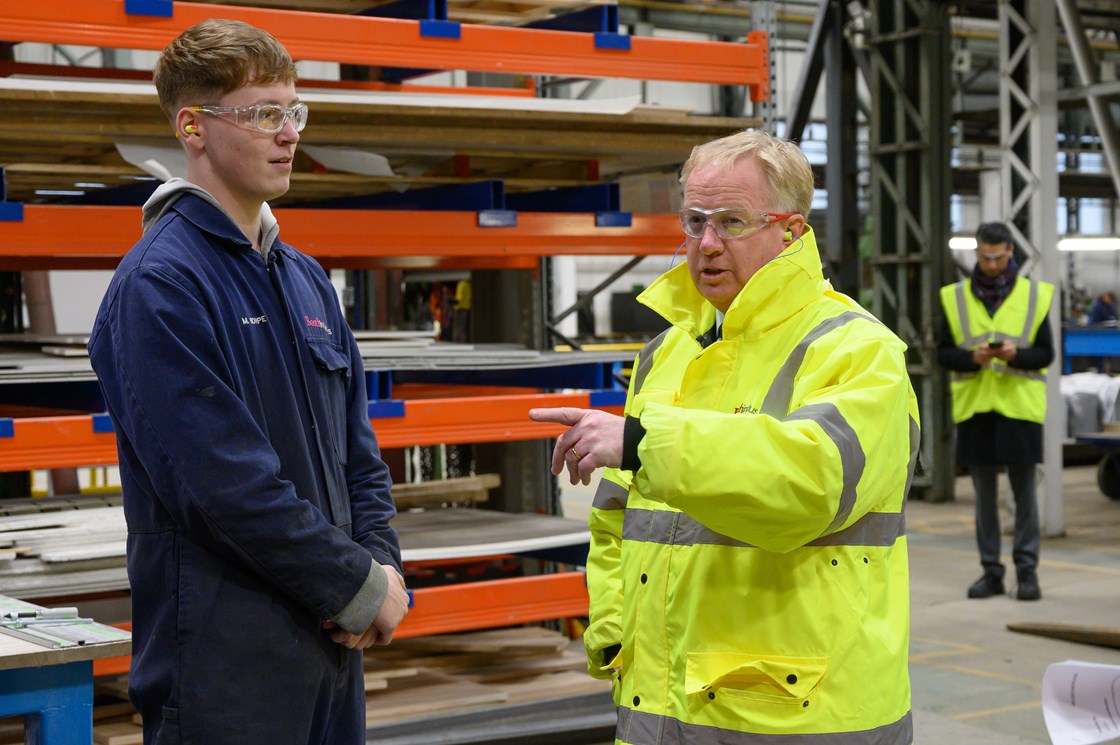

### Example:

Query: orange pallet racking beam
xmin=93 ymin=573 xmax=590 ymax=675
xmin=394 ymin=571 xmax=589 ymax=639
xmin=373 ymin=393 xmax=623 ymax=448
xmin=0 ymin=205 xmax=682 ymax=270
xmin=0 ymin=393 xmax=622 ymax=471
xmin=0 ymin=416 xmax=119 ymax=472
xmin=0 ymin=0 xmax=770 ymax=91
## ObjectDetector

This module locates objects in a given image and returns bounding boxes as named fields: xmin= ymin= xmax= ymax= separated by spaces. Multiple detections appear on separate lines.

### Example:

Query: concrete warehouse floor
xmin=574 ymin=462 xmax=1120 ymax=745
xmin=906 ymin=463 xmax=1120 ymax=744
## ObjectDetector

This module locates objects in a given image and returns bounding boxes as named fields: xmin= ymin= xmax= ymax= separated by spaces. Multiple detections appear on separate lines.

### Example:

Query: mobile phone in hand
xmin=988 ymin=341 xmax=1002 ymax=349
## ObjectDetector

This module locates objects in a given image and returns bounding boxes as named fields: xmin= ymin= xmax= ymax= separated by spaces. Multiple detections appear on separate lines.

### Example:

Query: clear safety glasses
xmin=190 ymin=102 xmax=309 ymax=134
xmin=679 ymin=207 xmax=795 ymax=240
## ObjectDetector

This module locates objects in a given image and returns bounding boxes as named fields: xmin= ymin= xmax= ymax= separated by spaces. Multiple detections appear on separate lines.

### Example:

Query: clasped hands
xmin=529 ymin=407 xmax=625 ymax=486
xmin=322 ymin=563 xmax=409 ymax=649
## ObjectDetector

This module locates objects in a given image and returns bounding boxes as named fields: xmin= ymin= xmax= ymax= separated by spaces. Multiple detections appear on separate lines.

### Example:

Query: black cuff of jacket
xmin=621 ymin=415 xmax=645 ymax=473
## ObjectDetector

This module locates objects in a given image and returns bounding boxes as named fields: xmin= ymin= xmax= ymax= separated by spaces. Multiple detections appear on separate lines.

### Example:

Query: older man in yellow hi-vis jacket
xmin=531 ymin=129 xmax=919 ymax=744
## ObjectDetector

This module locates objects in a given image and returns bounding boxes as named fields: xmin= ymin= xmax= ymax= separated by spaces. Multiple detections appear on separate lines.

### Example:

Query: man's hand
xmin=529 ymin=407 xmax=624 ymax=485
xmin=971 ymin=345 xmax=997 ymax=366
xmin=991 ymin=340 xmax=1018 ymax=363
xmin=323 ymin=564 xmax=409 ymax=649
xmin=972 ymin=340 xmax=1017 ymax=366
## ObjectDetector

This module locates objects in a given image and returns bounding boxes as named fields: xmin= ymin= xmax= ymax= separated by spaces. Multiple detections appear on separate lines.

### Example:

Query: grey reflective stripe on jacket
xmin=761 ymin=311 xmax=876 ymax=418
xmin=784 ymin=402 xmax=864 ymax=537
xmin=621 ymin=507 xmax=905 ymax=548
xmin=592 ymin=477 xmax=629 ymax=511
xmin=903 ymin=414 xmax=920 ymax=504
xmin=617 ymin=707 xmax=913 ymax=745
xmin=631 ymin=328 xmax=670 ymax=400
xmin=952 ymin=279 xmax=1041 ymax=348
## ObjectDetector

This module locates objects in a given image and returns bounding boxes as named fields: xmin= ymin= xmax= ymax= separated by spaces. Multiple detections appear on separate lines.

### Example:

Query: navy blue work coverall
xmin=89 ymin=192 xmax=401 ymax=745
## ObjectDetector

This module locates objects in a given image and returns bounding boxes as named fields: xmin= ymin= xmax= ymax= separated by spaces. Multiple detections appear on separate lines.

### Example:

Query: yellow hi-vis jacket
xmin=585 ymin=228 xmax=919 ymax=745
xmin=939 ymin=278 xmax=1054 ymax=424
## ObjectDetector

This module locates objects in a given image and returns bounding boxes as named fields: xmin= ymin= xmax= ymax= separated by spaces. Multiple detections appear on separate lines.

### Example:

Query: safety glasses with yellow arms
xmin=189 ymin=102 xmax=309 ymax=134
xmin=679 ymin=207 xmax=796 ymax=241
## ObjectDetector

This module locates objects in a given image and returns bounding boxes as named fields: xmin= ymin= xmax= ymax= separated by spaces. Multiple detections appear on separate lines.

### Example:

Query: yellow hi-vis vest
xmin=939 ymin=278 xmax=1053 ymax=424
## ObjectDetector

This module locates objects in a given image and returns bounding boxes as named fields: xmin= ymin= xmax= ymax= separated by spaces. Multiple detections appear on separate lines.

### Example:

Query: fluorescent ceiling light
xmin=34 ymin=189 xmax=85 ymax=196
xmin=1057 ymin=237 xmax=1120 ymax=251
xmin=949 ymin=236 xmax=977 ymax=250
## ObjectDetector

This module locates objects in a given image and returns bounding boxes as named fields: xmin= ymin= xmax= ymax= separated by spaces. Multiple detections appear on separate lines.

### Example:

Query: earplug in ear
xmin=783 ymin=231 xmax=793 ymax=240
xmin=184 ymin=125 xmax=199 ymax=135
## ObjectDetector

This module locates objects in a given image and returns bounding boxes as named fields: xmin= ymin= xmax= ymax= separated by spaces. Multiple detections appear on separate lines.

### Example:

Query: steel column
xmin=998 ymin=0 xmax=1063 ymax=535
xmin=867 ymin=0 xmax=954 ymax=501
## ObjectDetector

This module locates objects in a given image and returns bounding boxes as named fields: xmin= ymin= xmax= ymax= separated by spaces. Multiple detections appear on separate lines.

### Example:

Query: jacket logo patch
xmin=305 ymin=316 xmax=333 ymax=336
xmin=734 ymin=403 xmax=758 ymax=414
xmin=241 ymin=315 xmax=268 ymax=326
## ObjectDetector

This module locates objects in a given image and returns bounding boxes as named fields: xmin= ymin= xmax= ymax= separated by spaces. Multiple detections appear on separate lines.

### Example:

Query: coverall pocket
xmin=305 ymin=338 xmax=351 ymax=460
xmin=685 ymin=652 xmax=828 ymax=705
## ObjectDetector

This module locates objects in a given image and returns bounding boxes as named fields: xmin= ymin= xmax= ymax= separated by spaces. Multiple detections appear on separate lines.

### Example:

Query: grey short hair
xmin=680 ymin=129 xmax=814 ymax=217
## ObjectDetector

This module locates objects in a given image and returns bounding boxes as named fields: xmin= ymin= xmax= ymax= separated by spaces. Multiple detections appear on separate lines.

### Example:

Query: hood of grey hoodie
xmin=141 ymin=178 xmax=281 ymax=258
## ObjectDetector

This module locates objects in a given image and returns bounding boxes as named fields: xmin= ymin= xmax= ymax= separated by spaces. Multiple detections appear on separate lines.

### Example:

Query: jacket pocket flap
xmin=685 ymin=652 xmax=828 ymax=700
xmin=306 ymin=339 xmax=351 ymax=377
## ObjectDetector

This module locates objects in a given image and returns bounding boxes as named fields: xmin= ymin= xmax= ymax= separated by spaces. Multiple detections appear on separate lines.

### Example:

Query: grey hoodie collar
xmin=141 ymin=178 xmax=281 ymax=258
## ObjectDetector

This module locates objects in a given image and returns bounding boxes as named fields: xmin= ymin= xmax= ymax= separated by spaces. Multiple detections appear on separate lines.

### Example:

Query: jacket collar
xmin=170 ymin=193 xmax=295 ymax=259
xmin=639 ymin=227 xmax=828 ymax=343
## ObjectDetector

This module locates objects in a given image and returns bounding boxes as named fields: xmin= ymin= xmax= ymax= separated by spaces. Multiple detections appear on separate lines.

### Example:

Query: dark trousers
xmin=970 ymin=464 xmax=1041 ymax=578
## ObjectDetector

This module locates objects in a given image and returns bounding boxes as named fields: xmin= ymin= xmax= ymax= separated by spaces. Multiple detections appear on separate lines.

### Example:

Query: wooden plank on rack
xmin=0 ymin=77 xmax=757 ymax=205
xmin=391 ymin=474 xmax=499 ymax=509
xmin=93 ymin=721 xmax=143 ymax=745
xmin=365 ymin=671 xmax=509 ymax=721
xmin=497 ymin=669 xmax=610 ymax=704
xmin=387 ymin=627 xmax=571 ymax=655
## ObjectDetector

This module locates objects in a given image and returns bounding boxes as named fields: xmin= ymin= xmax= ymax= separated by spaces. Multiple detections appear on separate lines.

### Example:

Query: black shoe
xmin=967 ymin=573 xmax=1005 ymax=599
xmin=1016 ymin=571 xmax=1042 ymax=601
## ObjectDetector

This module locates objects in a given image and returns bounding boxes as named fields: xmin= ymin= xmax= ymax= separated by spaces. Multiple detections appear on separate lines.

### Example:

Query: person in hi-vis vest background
xmin=938 ymin=221 xmax=1054 ymax=602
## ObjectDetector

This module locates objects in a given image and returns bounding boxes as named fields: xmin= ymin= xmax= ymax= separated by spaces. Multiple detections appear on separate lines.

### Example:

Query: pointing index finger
xmin=528 ymin=407 xmax=586 ymax=425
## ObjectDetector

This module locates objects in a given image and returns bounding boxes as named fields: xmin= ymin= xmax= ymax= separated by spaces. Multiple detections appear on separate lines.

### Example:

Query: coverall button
xmin=633 ymin=696 xmax=640 ymax=706
xmin=831 ymin=559 xmax=838 ymax=566
xmin=708 ymin=692 xmax=715 ymax=700
xmin=863 ymin=557 xmax=869 ymax=563
xmin=640 ymin=573 xmax=647 ymax=584
xmin=803 ymin=700 xmax=810 ymax=708
xmin=787 ymin=674 xmax=797 ymax=684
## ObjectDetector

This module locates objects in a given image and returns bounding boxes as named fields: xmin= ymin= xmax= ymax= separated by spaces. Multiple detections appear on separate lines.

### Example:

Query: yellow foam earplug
xmin=184 ymin=125 xmax=199 ymax=135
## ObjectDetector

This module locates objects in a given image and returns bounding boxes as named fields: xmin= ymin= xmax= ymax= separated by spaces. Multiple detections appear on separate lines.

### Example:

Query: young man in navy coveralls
xmin=88 ymin=19 xmax=409 ymax=745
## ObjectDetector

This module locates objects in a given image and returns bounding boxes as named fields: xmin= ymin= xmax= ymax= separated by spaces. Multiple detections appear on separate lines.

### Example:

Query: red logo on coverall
xmin=305 ymin=316 xmax=333 ymax=335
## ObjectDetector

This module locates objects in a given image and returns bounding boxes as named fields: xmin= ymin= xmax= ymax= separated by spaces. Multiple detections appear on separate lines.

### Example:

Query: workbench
xmin=0 ymin=619 xmax=131 ymax=745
